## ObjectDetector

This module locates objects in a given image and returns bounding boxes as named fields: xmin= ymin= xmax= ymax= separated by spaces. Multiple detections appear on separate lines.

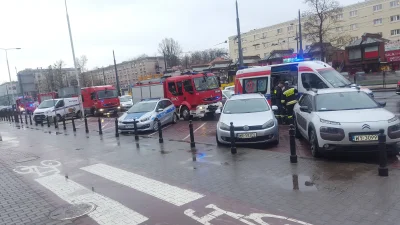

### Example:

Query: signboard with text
xmin=385 ymin=40 xmax=400 ymax=52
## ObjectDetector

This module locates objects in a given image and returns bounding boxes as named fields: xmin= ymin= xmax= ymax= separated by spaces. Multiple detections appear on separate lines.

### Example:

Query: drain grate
xmin=49 ymin=203 xmax=96 ymax=220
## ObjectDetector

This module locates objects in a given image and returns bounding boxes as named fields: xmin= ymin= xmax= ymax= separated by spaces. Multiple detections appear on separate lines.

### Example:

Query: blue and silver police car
xmin=117 ymin=98 xmax=178 ymax=132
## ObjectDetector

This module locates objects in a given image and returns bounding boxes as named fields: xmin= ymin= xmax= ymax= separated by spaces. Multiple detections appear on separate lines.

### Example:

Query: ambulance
xmin=235 ymin=60 xmax=373 ymax=105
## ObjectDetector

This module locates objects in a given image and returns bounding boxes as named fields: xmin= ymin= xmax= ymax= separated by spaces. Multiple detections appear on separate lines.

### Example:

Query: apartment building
xmin=0 ymin=81 xmax=19 ymax=105
xmin=84 ymin=57 xmax=164 ymax=88
xmin=228 ymin=0 xmax=400 ymax=61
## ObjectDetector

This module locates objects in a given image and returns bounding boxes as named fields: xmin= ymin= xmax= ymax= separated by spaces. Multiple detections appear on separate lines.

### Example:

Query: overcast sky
xmin=0 ymin=0 xmax=361 ymax=83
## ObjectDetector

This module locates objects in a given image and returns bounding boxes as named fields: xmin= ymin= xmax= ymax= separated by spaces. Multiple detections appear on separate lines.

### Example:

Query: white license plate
xmin=125 ymin=125 xmax=134 ymax=129
xmin=352 ymin=134 xmax=378 ymax=142
xmin=237 ymin=133 xmax=257 ymax=139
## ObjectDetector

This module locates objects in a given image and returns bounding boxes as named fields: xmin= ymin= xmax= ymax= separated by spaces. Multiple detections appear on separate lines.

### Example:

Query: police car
xmin=293 ymin=88 xmax=400 ymax=157
xmin=117 ymin=98 xmax=178 ymax=132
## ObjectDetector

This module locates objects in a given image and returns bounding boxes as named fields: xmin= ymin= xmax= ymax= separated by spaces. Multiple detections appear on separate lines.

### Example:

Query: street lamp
xmin=0 ymin=47 xmax=21 ymax=106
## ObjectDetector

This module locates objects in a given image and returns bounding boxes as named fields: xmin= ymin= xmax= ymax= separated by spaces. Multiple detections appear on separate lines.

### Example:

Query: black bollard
xmin=19 ymin=113 xmax=23 ymax=124
xmin=11 ymin=114 xmax=14 ymax=122
xmin=54 ymin=116 xmax=58 ymax=129
xmin=47 ymin=116 xmax=50 ymax=127
xmin=134 ymin=119 xmax=139 ymax=141
xmin=98 ymin=117 xmax=103 ymax=135
xmin=63 ymin=117 xmax=66 ymax=130
xmin=84 ymin=116 xmax=89 ymax=133
xmin=230 ymin=122 xmax=237 ymax=154
xmin=29 ymin=114 xmax=33 ymax=126
xmin=158 ymin=120 xmax=163 ymax=143
xmin=115 ymin=118 xmax=119 ymax=137
xmin=378 ymin=129 xmax=388 ymax=177
xmin=41 ymin=120 xmax=44 ymax=127
xmin=72 ymin=117 xmax=76 ymax=132
xmin=289 ymin=124 xmax=298 ymax=163
xmin=189 ymin=120 xmax=195 ymax=148
xmin=25 ymin=113 xmax=28 ymax=125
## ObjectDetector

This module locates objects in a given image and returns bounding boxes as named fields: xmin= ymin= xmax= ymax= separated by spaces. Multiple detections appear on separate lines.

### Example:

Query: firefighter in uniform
xmin=272 ymin=81 xmax=284 ymax=123
xmin=282 ymin=84 xmax=298 ymax=124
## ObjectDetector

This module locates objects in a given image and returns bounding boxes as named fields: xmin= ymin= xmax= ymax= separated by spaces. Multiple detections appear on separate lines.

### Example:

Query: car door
xmin=295 ymin=94 xmax=313 ymax=137
xmin=163 ymin=100 xmax=175 ymax=123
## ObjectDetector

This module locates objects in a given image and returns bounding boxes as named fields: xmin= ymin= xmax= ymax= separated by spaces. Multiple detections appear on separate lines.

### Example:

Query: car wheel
xmin=309 ymin=128 xmax=321 ymax=158
xmin=294 ymin=116 xmax=302 ymax=139
xmin=181 ymin=106 xmax=190 ymax=121
xmin=172 ymin=113 xmax=178 ymax=124
xmin=153 ymin=119 xmax=160 ymax=131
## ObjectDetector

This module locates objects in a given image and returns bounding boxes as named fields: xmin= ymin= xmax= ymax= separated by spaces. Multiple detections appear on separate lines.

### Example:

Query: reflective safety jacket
xmin=282 ymin=87 xmax=298 ymax=106
xmin=272 ymin=86 xmax=283 ymax=105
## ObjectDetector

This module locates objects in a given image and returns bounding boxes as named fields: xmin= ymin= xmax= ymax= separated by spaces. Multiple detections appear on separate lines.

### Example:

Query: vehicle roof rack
xmin=141 ymin=98 xmax=161 ymax=101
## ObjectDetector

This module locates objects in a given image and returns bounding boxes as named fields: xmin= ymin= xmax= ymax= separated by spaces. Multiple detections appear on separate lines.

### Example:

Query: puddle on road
xmin=276 ymin=175 xmax=318 ymax=192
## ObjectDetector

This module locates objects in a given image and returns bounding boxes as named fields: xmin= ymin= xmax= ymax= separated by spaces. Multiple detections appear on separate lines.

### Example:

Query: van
xmin=33 ymin=97 xmax=81 ymax=123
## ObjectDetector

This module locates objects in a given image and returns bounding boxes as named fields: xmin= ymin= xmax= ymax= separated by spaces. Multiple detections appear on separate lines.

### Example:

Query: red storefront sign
xmin=385 ymin=50 xmax=400 ymax=62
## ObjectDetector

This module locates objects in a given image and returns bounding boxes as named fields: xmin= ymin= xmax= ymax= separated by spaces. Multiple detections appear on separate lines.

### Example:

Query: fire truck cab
xmin=16 ymin=96 xmax=36 ymax=114
xmin=132 ymin=73 xmax=222 ymax=120
xmin=81 ymin=85 xmax=121 ymax=116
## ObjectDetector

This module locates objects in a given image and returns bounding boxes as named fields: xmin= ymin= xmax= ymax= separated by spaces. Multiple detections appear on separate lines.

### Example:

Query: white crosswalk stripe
xmin=81 ymin=163 xmax=204 ymax=206
xmin=36 ymin=174 xmax=148 ymax=225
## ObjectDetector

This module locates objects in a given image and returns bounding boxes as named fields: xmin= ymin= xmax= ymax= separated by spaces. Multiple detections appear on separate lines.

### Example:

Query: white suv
xmin=293 ymin=88 xmax=400 ymax=157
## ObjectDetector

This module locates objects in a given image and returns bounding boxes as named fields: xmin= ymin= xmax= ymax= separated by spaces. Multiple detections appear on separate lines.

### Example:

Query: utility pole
xmin=236 ymin=0 xmax=244 ymax=68
xmin=298 ymin=9 xmax=304 ymax=59
xmin=113 ymin=50 xmax=121 ymax=96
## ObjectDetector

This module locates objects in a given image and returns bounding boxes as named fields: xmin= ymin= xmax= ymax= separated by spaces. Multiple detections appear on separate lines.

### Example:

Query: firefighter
xmin=282 ymin=81 xmax=289 ymax=92
xmin=282 ymin=84 xmax=298 ymax=125
xmin=272 ymin=81 xmax=284 ymax=123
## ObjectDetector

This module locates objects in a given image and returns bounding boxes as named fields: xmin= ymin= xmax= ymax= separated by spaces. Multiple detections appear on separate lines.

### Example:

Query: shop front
xmin=385 ymin=40 xmax=400 ymax=71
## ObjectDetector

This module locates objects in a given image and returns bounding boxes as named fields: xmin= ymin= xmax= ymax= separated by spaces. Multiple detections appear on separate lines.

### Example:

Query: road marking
xmin=148 ymin=124 xmax=172 ymax=136
xmin=182 ymin=122 xmax=207 ymax=140
xmin=81 ymin=163 xmax=204 ymax=206
xmin=14 ymin=160 xmax=61 ymax=177
xmin=36 ymin=174 xmax=148 ymax=225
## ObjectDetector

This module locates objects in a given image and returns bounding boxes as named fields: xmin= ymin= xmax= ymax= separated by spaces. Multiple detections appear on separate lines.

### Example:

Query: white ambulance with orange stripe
xmin=235 ymin=60 xmax=373 ymax=105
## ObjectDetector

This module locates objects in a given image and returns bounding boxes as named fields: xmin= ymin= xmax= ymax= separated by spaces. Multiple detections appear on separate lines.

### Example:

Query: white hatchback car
xmin=293 ymin=88 xmax=400 ymax=157
xmin=216 ymin=93 xmax=279 ymax=145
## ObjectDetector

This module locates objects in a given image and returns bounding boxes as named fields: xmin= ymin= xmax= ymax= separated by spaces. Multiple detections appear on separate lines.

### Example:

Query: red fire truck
xmin=16 ymin=96 xmax=36 ymax=114
xmin=38 ymin=92 xmax=58 ymax=103
xmin=132 ymin=73 xmax=222 ymax=120
xmin=81 ymin=85 xmax=121 ymax=116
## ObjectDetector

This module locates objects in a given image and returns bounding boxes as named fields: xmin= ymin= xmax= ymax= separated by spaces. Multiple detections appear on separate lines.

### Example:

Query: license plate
xmin=237 ymin=133 xmax=257 ymax=139
xmin=352 ymin=134 xmax=378 ymax=142
xmin=125 ymin=125 xmax=134 ymax=129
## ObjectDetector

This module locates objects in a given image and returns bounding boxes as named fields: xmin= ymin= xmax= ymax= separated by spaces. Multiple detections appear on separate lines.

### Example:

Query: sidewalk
xmin=1 ymin=122 xmax=400 ymax=225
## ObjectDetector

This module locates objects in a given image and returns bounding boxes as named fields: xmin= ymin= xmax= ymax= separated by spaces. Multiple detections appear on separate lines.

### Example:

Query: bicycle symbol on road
xmin=13 ymin=160 xmax=61 ymax=177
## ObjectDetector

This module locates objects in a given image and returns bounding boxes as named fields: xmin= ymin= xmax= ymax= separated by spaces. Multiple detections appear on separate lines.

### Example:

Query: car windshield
xmin=120 ymin=96 xmax=131 ymax=102
xmin=128 ymin=102 xmax=157 ymax=113
xmin=318 ymin=69 xmax=351 ymax=88
xmin=193 ymin=76 xmax=219 ymax=91
xmin=223 ymin=90 xmax=234 ymax=99
xmin=38 ymin=100 xmax=57 ymax=109
xmin=98 ymin=90 xmax=118 ymax=99
xmin=316 ymin=91 xmax=379 ymax=111
xmin=223 ymin=98 xmax=270 ymax=114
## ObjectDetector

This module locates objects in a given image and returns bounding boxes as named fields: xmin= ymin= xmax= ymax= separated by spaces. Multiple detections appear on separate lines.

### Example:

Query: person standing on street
xmin=272 ymin=81 xmax=284 ymax=124
xmin=282 ymin=81 xmax=289 ymax=92
xmin=282 ymin=85 xmax=298 ymax=124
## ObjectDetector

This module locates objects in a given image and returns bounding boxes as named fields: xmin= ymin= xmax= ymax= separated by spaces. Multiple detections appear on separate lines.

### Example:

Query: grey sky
xmin=0 ymin=0 xmax=361 ymax=83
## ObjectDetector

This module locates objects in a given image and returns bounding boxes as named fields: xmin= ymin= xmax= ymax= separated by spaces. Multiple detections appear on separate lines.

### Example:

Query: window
xmin=167 ymin=82 xmax=177 ymax=94
xmin=287 ymin=26 xmax=294 ymax=32
xmin=337 ymin=39 xmax=343 ymax=45
xmin=349 ymin=49 xmax=362 ymax=60
xmin=299 ymin=94 xmax=313 ymax=110
xmin=176 ymin=81 xmax=183 ymax=95
xmin=183 ymin=80 xmax=194 ymax=92
xmin=164 ymin=100 xmax=172 ymax=107
xmin=350 ymin=24 xmax=357 ymax=30
xmin=350 ymin=10 xmax=357 ymax=17
xmin=263 ymin=43 xmax=267 ymax=48
xmin=390 ymin=0 xmax=400 ymax=8
xmin=223 ymin=98 xmax=270 ymax=114
xmin=351 ymin=36 xmax=359 ymax=42
xmin=301 ymin=73 xmax=328 ymax=89
xmin=391 ymin=29 xmax=400 ymax=36
xmin=277 ymin=28 xmax=282 ymax=34
xmin=243 ymin=77 xmax=268 ymax=94
xmin=373 ymin=18 xmax=383 ymax=25
xmin=316 ymin=92 xmax=378 ymax=111
xmin=336 ymin=27 xmax=343 ymax=32
xmin=373 ymin=4 xmax=382 ymax=11
xmin=97 ymin=90 xmax=118 ymax=99
xmin=335 ymin=14 xmax=343 ymax=20
xmin=391 ymin=15 xmax=400 ymax=22
xmin=254 ymin=45 xmax=260 ymax=50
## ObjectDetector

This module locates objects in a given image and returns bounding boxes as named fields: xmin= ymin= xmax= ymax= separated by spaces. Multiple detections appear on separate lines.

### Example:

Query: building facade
xmin=83 ymin=57 xmax=164 ymax=88
xmin=0 ymin=81 xmax=19 ymax=105
xmin=229 ymin=0 xmax=400 ymax=61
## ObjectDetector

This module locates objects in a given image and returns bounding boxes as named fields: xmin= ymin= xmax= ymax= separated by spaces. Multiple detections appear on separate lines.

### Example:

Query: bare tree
xmin=75 ymin=55 xmax=90 ymax=87
xmin=181 ymin=48 xmax=228 ymax=67
xmin=158 ymin=38 xmax=182 ymax=68
xmin=53 ymin=60 xmax=67 ymax=89
xmin=302 ymin=0 xmax=349 ymax=60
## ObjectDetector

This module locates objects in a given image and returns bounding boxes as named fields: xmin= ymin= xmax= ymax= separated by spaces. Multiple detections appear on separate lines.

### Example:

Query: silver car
xmin=216 ymin=93 xmax=279 ymax=145
xmin=119 ymin=95 xmax=134 ymax=111
xmin=118 ymin=98 xmax=178 ymax=132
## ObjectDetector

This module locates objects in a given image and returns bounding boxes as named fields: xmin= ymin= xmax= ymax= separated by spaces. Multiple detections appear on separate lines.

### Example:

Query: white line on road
xmin=148 ymin=124 xmax=172 ymax=136
xmin=81 ymin=163 xmax=204 ymax=206
xmin=35 ymin=174 xmax=148 ymax=225
xmin=182 ymin=122 xmax=207 ymax=140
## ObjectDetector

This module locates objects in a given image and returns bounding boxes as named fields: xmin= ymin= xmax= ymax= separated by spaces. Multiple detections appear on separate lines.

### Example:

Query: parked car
xmin=224 ymin=85 xmax=234 ymax=91
xmin=222 ymin=90 xmax=234 ymax=105
xmin=117 ymin=98 xmax=178 ymax=132
xmin=216 ymin=93 xmax=279 ymax=145
xmin=293 ymin=88 xmax=400 ymax=157
xmin=33 ymin=98 xmax=81 ymax=123
xmin=119 ymin=95 xmax=133 ymax=111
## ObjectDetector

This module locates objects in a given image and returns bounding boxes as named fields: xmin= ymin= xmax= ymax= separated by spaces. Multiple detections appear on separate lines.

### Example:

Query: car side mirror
xmin=271 ymin=105 xmax=278 ymax=111
xmin=157 ymin=108 xmax=164 ymax=112
xmin=300 ymin=106 xmax=310 ymax=113
xmin=378 ymin=101 xmax=386 ymax=107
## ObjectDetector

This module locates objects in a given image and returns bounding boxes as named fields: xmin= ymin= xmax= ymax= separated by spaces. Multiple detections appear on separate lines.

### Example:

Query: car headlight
xmin=140 ymin=116 xmax=151 ymax=122
xmin=197 ymin=106 xmax=205 ymax=110
xmin=219 ymin=122 xmax=230 ymax=131
xmin=262 ymin=119 xmax=275 ymax=129
xmin=320 ymin=119 xmax=341 ymax=125
xmin=99 ymin=108 xmax=104 ymax=112
xmin=388 ymin=116 xmax=398 ymax=123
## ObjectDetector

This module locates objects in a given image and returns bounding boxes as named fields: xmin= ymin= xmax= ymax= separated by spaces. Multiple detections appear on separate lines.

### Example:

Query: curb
xmin=370 ymin=88 xmax=396 ymax=92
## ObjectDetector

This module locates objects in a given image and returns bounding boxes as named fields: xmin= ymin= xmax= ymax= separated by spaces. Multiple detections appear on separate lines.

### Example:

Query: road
xmin=374 ymin=91 xmax=400 ymax=116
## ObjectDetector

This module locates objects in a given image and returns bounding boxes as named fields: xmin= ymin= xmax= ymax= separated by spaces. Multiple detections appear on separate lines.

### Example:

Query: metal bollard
xmin=98 ymin=117 xmax=103 ymax=135
xmin=378 ymin=129 xmax=388 ymax=177
xmin=54 ymin=116 xmax=58 ymax=129
xmin=189 ymin=120 xmax=195 ymax=148
xmin=134 ymin=119 xmax=139 ymax=141
xmin=19 ymin=113 xmax=23 ymax=124
xmin=46 ymin=116 xmax=50 ymax=127
xmin=11 ymin=114 xmax=14 ymax=122
xmin=84 ymin=116 xmax=89 ymax=133
xmin=72 ymin=117 xmax=76 ymax=132
xmin=25 ymin=114 xmax=28 ymax=125
xmin=29 ymin=114 xmax=33 ymax=126
xmin=158 ymin=120 xmax=163 ymax=143
xmin=115 ymin=118 xmax=119 ymax=137
xmin=41 ymin=120 xmax=44 ymax=127
xmin=230 ymin=122 xmax=237 ymax=154
xmin=289 ymin=124 xmax=298 ymax=163
xmin=63 ymin=117 xmax=66 ymax=130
